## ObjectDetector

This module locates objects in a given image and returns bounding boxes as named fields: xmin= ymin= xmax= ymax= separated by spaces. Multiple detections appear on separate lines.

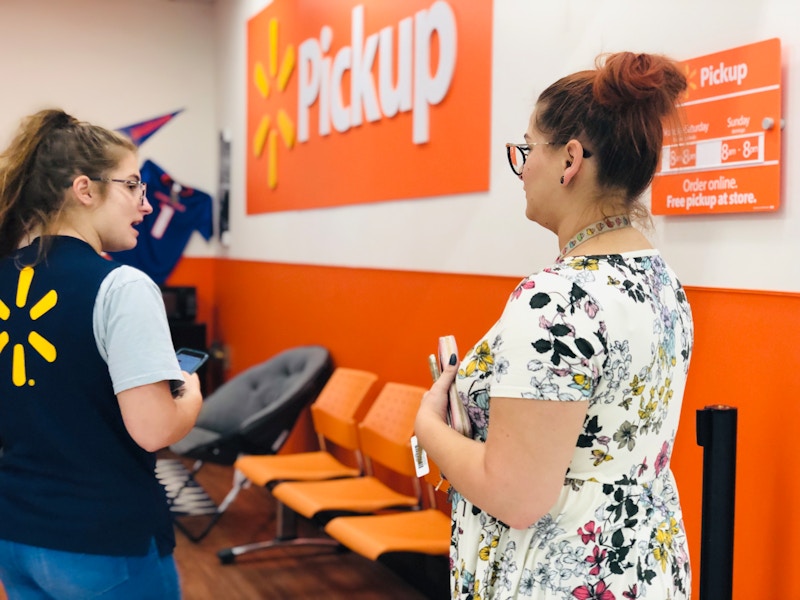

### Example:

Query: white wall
xmin=3 ymin=0 xmax=796 ymax=291
xmin=0 ymin=0 xmax=219 ymax=258
xmin=215 ymin=0 xmax=800 ymax=292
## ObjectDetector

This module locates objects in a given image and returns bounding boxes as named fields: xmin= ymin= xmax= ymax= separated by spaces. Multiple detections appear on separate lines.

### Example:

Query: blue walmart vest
xmin=0 ymin=236 xmax=174 ymax=556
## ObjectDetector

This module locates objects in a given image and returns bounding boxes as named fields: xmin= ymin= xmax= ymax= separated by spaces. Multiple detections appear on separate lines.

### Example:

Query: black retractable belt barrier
xmin=696 ymin=405 xmax=738 ymax=600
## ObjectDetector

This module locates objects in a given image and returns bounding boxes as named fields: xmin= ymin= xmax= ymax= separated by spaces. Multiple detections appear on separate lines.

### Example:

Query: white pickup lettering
xmin=700 ymin=61 xmax=748 ymax=87
xmin=296 ymin=1 xmax=457 ymax=144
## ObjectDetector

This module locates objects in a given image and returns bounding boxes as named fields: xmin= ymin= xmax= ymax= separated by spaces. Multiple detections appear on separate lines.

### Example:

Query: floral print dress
xmin=450 ymin=251 xmax=693 ymax=600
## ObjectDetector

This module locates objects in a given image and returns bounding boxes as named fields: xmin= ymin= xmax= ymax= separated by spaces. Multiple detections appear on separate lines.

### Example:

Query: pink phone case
xmin=437 ymin=335 xmax=472 ymax=437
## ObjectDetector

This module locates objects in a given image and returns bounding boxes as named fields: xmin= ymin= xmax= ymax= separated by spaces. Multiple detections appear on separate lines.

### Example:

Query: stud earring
xmin=560 ymin=176 xmax=565 ymax=185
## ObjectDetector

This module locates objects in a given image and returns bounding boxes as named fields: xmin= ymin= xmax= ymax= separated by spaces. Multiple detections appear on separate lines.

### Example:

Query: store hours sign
xmin=652 ymin=38 xmax=781 ymax=215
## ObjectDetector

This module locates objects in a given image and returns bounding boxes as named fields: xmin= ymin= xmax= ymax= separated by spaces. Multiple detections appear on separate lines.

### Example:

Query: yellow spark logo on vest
xmin=0 ymin=267 xmax=58 ymax=387
xmin=252 ymin=18 xmax=297 ymax=189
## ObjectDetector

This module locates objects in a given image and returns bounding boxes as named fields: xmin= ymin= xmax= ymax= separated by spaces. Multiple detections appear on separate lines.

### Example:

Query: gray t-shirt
xmin=92 ymin=265 xmax=183 ymax=394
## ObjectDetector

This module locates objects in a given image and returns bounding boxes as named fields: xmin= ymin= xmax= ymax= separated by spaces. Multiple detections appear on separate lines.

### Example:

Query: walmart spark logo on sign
xmin=252 ymin=18 xmax=297 ymax=190
xmin=0 ymin=267 xmax=58 ymax=387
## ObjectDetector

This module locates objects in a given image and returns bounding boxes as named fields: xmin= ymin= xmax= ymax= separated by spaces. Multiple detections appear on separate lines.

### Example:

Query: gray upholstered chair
xmin=166 ymin=344 xmax=334 ymax=541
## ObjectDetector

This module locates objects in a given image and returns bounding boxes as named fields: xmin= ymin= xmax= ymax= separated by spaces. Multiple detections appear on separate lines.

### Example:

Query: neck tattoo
xmin=558 ymin=215 xmax=631 ymax=261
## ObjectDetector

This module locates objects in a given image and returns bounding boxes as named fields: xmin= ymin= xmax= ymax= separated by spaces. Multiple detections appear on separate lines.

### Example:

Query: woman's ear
xmin=561 ymin=139 xmax=587 ymax=186
xmin=71 ymin=175 xmax=95 ymax=207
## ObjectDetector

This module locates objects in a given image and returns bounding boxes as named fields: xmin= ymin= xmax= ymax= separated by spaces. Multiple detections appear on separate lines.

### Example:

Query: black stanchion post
xmin=696 ymin=405 xmax=737 ymax=600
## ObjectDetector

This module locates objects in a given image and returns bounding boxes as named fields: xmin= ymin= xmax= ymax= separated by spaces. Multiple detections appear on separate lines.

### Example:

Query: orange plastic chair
xmin=323 ymin=462 xmax=450 ymax=559
xmin=219 ymin=381 xmax=427 ymax=563
xmin=217 ymin=367 xmax=378 ymax=564
xmin=323 ymin=463 xmax=451 ymax=596
xmin=233 ymin=367 xmax=378 ymax=486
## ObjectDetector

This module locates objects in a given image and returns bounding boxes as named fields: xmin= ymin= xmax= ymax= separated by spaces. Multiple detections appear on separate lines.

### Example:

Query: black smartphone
xmin=171 ymin=348 xmax=209 ymax=396
xmin=176 ymin=347 xmax=209 ymax=374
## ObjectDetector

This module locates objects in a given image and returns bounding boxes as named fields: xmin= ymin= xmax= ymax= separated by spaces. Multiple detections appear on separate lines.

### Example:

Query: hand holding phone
xmin=435 ymin=336 xmax=472 ymax=438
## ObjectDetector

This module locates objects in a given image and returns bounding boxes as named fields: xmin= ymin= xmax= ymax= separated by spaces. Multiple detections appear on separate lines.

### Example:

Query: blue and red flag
xmin=116 ymin=109 xmax=184 ymax=147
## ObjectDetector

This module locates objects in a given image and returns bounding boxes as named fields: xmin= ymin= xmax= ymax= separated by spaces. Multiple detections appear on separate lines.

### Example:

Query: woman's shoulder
xmin=98 ymin=265 xmax=162 ymax=307
xmin=102 ymin=263 xmax=159 ymax=287
xmin=548 ymin=251 xmax=673 ymax=286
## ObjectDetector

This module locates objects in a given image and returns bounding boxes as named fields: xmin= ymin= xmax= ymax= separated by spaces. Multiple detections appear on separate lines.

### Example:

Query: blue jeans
xmin=0 ymin=538 xmax=180 ymax=599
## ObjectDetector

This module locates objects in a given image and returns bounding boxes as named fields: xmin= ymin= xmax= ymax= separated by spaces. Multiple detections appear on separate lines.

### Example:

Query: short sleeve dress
xmin=449 ymin=250 xmax=693 ymax=600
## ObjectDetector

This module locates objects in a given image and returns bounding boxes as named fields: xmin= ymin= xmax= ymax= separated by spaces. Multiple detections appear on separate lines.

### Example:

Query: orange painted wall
xmin=168 ymin=257 xmax=800 ymax=599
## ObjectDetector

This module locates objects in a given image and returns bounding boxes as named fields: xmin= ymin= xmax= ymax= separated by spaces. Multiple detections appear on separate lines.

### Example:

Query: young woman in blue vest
xmin=0 ymin=109 xmax=203 ymax=599
xmin=415 ymin=52 xmax=694 ymax=599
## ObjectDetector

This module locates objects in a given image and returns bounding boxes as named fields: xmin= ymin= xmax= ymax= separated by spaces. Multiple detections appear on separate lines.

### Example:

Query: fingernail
xmin=449 ymin=353 xmax=457 ymax=366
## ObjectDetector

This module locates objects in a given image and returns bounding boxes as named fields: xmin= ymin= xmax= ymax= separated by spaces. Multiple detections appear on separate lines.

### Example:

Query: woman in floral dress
xmin=415 ymin=52 xmax=693 ymax=599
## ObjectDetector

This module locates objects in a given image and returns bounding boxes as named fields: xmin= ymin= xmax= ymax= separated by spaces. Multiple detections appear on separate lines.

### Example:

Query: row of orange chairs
xmin=215 ymin=368 xmax=451 ymax=593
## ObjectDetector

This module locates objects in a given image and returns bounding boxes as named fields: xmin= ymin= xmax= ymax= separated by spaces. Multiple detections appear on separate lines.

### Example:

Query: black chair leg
xmin=171 ymin=466 xmax=248 ymax=543
xmin=217 ymin=502 xmax=341 ymax=564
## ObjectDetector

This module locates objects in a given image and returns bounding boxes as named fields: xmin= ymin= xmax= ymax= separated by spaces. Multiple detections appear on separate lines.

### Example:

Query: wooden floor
xmin=169 ymin=453 xmax=436 ymax=600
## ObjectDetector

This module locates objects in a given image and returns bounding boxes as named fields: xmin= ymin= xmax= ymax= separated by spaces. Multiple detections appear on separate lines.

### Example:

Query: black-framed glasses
xmin=90 ymin=178 xmax=147 ymax=205
xmin=505 ymin=142 xmax=593 ymax=177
